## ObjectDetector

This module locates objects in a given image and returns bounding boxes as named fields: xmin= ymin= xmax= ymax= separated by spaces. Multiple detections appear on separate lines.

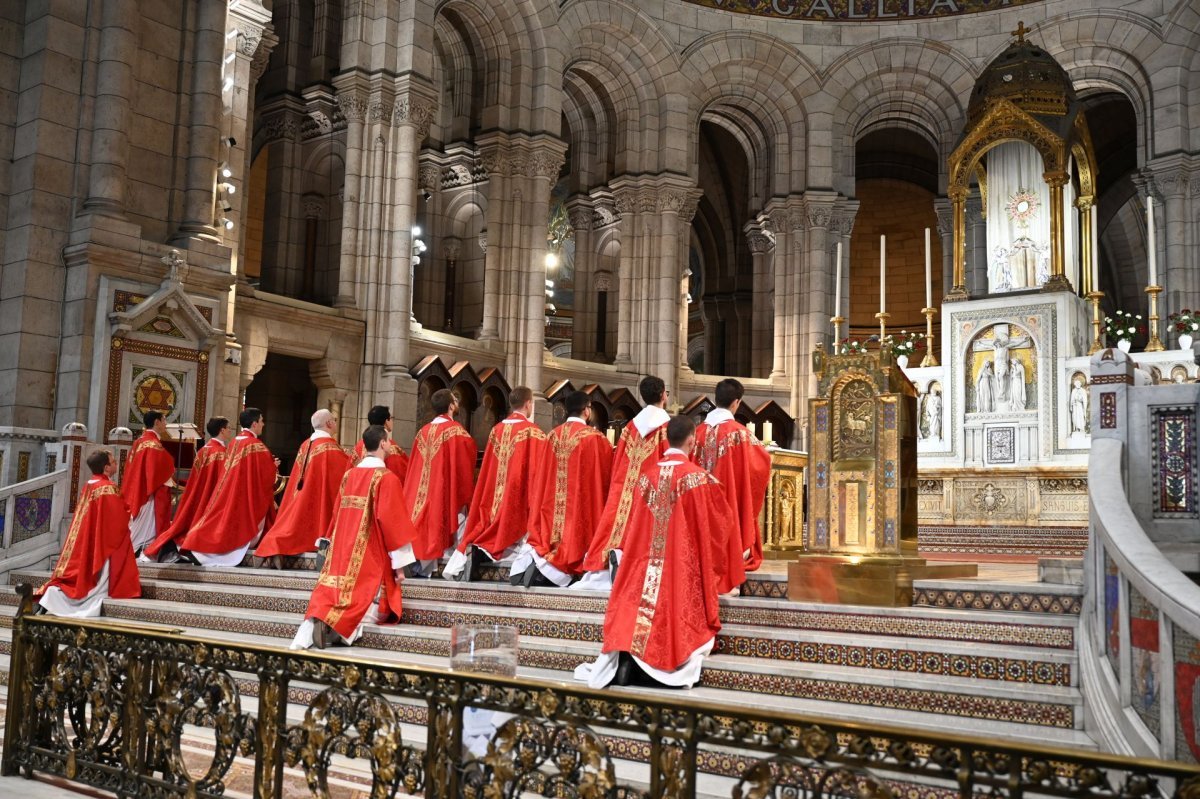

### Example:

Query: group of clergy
xmin=36 ymin=376 xmax=771 ymax=689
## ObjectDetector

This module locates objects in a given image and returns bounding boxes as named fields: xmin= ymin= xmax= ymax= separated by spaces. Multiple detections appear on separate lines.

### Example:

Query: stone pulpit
xmin=789 ymin=346 xmax=975 ymax=606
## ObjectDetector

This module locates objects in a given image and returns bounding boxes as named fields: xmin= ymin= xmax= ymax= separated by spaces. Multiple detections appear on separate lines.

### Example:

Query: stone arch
xmin=821 ymin=39 xmax=976 ymax=195
xmin=680 ymin=32 xmax=815 ymax=195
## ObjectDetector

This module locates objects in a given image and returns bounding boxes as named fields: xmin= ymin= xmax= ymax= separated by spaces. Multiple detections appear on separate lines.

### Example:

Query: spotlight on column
xmin=219 ymin=162 xmax=233 ymax=179
xmin=221 ymin=217 xmax=234 ymax=230
xmin=221 ymin=201 xmax=233 ymax=213
xmin=412 ymin=225 xmax=422 ymax=237
xmin=223 ymin=137 xmax=237 ymax=148
xmin=544 ymin=252 xmax=559 ymax=270
xmin=220 ymin=183 xmax=236 ymax=194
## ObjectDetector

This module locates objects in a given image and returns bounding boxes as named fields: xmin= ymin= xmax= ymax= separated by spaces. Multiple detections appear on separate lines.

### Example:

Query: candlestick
xmin=1147 ymin=195 xmax=1157 ymax=287
xmin=1085 ymin=291 xmax=1105 ymax=355
xmin=1146 ymin=284 xmax=1165 ymax=352
xmin=875 ymin=311 xmax=890 ymax=347
xmin=1090 ymin=204 xmax=1099 ymax=293
xmin=830 ymin=315 xmax=845 ymax=348
xmin=880 ymin=234 xmax=887 ymax=314
xmin=921 ymin=307 xmax=939 ymax=367
xmin=834 ymin=240 xmax=843 ymax=318
xmin=763 ymin=421 xmax=774 ymax=447
xmin=924 ymin=227 xmax=932 ymax=309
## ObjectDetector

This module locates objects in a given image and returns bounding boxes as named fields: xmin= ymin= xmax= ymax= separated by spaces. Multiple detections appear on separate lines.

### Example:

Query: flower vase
xmin=1117 ymin=339 xmax=1132 ymax=353
xmin=1181 ymin=334 xmax=1194 ymax=351
xmin=897 ymin=354 xmax=909 ymax=369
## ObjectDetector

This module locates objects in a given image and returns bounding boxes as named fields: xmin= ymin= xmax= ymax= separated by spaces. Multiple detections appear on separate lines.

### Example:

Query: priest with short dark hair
xmin=144 ymin=416 xmax=232 ymax=562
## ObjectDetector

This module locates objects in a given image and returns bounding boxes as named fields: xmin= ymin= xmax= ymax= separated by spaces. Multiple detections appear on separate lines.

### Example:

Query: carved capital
xmin=259 ymin=108 xmax=301 ymax=144
xmin=805 ymin=206 xmax=833 ymax=230
xmin=392 ymin=96 xmax=436 ymax=139
xmin=301 ymin=194 xmax=325 ymax=219
xmin=368 ymin=101 xmax=393 ymax=123
xmin=659 ymin=188 xmax=701 ymax=222
xmin=746 ymin=231 xmax=774 ymax=254
xmin=418 ymin=164 xmax=441 ymax=191
xmin=336 ymin=92 xmax=369 ymax=123
xmin=567 ymin=204 xmax=594 ymax=231
xmin=442 ymin=236 xmax=462 ymax=260
xmin=529 ymin=150 xmax=565 ymax=180
xmin=594 ymin=270 xmax=613 ymax=292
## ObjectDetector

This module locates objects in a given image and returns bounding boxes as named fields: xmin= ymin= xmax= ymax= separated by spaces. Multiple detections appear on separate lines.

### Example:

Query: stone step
xmin=38 ymin=564 xmax=1077 ymax=650
xmin=10 ymin=571 xmax=1079 ymax=688
xmin=912 ymin=577 xmax=1084 ymax=615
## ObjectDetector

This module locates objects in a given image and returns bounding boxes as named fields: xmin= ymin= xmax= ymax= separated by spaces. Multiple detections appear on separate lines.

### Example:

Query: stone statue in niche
xmin=1010 ymin=357 xmax=1027 ymax=411
xmin=1069 ymin=376 xmax=1089 ymax=435
xmin=925 ymin=388 xmax=942 ymax=441
xmin=976 ymin=362 xmax=996 ymax=413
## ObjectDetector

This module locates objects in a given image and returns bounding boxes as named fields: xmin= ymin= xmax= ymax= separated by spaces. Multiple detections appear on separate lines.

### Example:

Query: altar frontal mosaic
xmin=683 ymin=0 xmax=1044 ymax=22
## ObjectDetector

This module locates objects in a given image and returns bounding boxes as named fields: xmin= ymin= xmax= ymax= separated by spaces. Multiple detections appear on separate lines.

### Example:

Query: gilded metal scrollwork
xmin=37 ymin=646 xmax=124 ymax=776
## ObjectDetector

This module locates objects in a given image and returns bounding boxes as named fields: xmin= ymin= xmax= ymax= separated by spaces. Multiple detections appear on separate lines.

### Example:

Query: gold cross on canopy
xmin=1012 ymin=21 xmax=1030 ymax=43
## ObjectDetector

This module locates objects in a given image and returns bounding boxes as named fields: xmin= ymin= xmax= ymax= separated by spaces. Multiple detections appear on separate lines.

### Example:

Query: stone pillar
xmin=174 ymin=0 xmax=228 ymax=240
xmin=947 ymin=188 xmax=969 ymax=300
xmin=612 ymin=186 xmax=637 ymax=368
xmin=567 ymin=198 xmax=596 ymax=361
xmin=83 ymin=0 xmax=138 ymax=218
xmin=1077 ymin=196 xmax=1095 ymax=294
xmin=934 ymin=198 xmax=954 ymax=301
xmin=655 ymin=186 xmax=700 ymax=397
xmin=830 ymin=200 xmax=859 ymax=323
xmin=334 ymin=83 xmax=368 ymax=308
xmin=441 ymin=237 xmax=461 ymax=331
xmin=746 ymin=224 xmax=775 ymax=377
xmin=1146 ymin=159 xmax=1196 ymax=312
xmin=801 ymin=194 xmax=836 ymax=411
xmin=765 ymin=197 xmax=806 ymax=415
xmin=966 ymin=190 xmax=987 ymax=296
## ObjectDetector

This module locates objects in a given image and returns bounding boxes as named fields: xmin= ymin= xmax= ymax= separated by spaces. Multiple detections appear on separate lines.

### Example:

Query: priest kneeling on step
xmin=36 ymin=449 xmax=140 ymax=617
xmin=291 ymin=424 xmax=419 ymax=650
xmin=574 ymin=415 xmax=734 ymax=689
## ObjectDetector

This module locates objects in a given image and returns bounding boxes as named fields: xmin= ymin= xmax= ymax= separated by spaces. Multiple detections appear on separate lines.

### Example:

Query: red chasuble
xmin=122 ymin=430 xmax=175 ymax=532
xmin=144 ymin=438 xmax=227 ymax=558
xmin=37 ymin=476 xmax=140 ymax=601
xmin=255 ymin=434 xmax=351 ymax=557
xmin=404 ymin=416 xmax=477 ymax=561
xmin=458 ymin=414 xmax=550 ymax=559
xmin=526 ymin=420 xmax=613 ymax=575
xmin=693 ymin=413 xmax=772 ymax=583
xmin=601 ymin=455 xmax=733 ymax=673
xmin=355 ymin=438 xmax=409 ymax=482
xmin=302 ymin=464 xmax=418 ymax=640
xmin=182 ymin=431 xmax=277 ymax=556
xmin=580 ymin=408 xmax=669 ymax=572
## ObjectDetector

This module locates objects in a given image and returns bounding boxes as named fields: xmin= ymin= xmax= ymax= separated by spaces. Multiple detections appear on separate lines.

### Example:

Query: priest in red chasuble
xmin=511 ymin=390 xmax=613 ymax=587
xmin=442 ymin=386 xmax=549 ymax=581
xmin=574 ymin=375 xmax=670 ymax=590
xmin=36 ymin=449 xmax=140 ymax=617
xmin=255 ymin=408 xmax=351 ymax=562
xmin=291 ymin=425 xmax=419 ymax=649
xmin=575 ymin=416 xmax=734 ymax=689
xmin=693 ymin=378 xmax=772 ymax=592
xmin=354 ymin=405 xmax=409 ymax=481
xmin=181 ymin=407 xmax=277 ymax=567
xmin=123 ymin=410 xmax=176 ymax=556
xmin=144 ymin=416 xmax=232 ymax=562
xmin=404 ymin=388 xmax=477 ymax=577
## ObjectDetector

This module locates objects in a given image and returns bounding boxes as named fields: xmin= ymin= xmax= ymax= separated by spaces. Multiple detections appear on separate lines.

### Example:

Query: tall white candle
xmin=924 ymin=227 xmax=932 ymax=308
xmin=880 ymin=234 xmax=887 ymax=314
xmin=1146 ymin=195 xmax=1157 ymax=286
xmin=834 ymin=241 xmax=843 ymax=318
xmin=1090 ymin=204 xmax=1099 ymax=291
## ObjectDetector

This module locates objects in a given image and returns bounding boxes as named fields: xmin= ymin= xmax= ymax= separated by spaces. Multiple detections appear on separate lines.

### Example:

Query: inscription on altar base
xmin=791 ymin=345 xmax=976 ymax=607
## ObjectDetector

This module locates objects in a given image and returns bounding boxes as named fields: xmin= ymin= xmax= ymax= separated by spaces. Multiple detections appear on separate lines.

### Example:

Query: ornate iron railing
xmin=3 ymin=587 xmax=1200 ymax=799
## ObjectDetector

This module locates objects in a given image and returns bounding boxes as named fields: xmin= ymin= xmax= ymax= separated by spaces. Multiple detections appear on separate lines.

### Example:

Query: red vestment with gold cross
xmin=37 ymin=476 xmax=140 ymax=601
xmin=600 ymin=455 xmax=732 ymax=673
xmin=255 ymin=434 xmax=351 ymax=557
xmin=302 ymin=465 xmax=418 ymax=640
xmin=404 ymin=416 xmax=477 ymax=561
xmin=144 ymin=438 xmax=227 ymax=558
xmin=526 ymin=420 xmax=613 ymax=575
xmin=122 ymin=430 xmax=175 ymax=536
xmin=693 ymin=416 xmax=772 ymax=586
xmin=580 ymin=410 xmax=669 ymax=573
xmin=458 ymin=414 xmax=550 ymax=560
xmin=355 ymin=438 xmax=409 ymax=482
xmin=182 ymin=431 xmax=277 ymax=556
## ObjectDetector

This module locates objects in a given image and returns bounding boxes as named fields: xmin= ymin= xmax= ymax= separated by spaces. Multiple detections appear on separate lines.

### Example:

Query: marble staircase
xmin=0 ymin=561 xmax=1094 ymax=796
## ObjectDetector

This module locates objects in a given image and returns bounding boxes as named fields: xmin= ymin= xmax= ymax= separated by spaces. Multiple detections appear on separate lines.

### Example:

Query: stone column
xmin=947 ymin=188 xmax=969 ymax=300
xmin=765 ymin=197 xmax=806 ymax=415
xmin=746 ymin=225 xmax=774 ymax=377
xmin=477 ymin=137 xmax=508 ymax=344
xmin=801 ymin=194 xmax=836 ymax=410
xmin=655 ymin=185 xmax=701 ymax=397
xmin=612 ymin=187 xmax=637 ymax=368
xmin=1146 ymin=159 xmax=1196 ymax=311
xmin=966 ymin=191 xmax=987 ymax=295
xmin=441 ymin=236 xmax=461 ymax=331
xmin=567 ymin=199 xmax=596 ymax=361
xmin=934 ymin=198 xmax=954 ymax=301
xmin=83 ymin=0 xmax=138 ymax=218
xmin=383 ymin=94 xmax=436 ymax=373
xmin=174 ymin=0 xmax=228 ymax=240
xmin=333 ymin=83 xmax=368 ymax=308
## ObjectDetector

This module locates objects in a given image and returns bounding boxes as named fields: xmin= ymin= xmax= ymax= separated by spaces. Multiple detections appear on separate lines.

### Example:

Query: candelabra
xmin=1145 ymin=285 xmax=1165 ymax=352
xmin=830 ymin=315 xmax=845 ymax=352
xmin=920 ymin=307 xmax=939 ymax=367
xmin=875 ymin=311 xmax=890 ymax=344
xmin=1085 ymin=291 xmax=1105 ymax=355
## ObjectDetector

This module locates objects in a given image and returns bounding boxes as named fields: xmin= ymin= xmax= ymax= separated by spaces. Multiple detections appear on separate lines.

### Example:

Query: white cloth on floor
xmin=573 ymin=638 xmax=713 ymax=690
xmin=508 ymin=542 xmax=572 ymax=587
xmin=39 ymin=562 xmax=110 ymax=618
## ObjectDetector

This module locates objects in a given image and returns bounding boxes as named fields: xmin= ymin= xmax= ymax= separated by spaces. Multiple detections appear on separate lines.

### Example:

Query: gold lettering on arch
xmin=684 ymin=0 xmax=1036 ymax=22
